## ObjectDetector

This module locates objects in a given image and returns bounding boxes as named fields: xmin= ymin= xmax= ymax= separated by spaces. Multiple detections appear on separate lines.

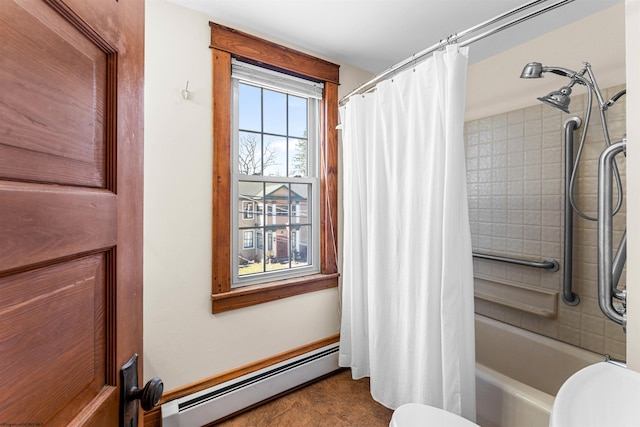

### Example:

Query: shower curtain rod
xmin=339 ymin=0 xmax=575 ymax=105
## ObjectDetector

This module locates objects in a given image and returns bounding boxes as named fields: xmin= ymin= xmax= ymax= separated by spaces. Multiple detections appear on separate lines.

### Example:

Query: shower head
xmin=537 ymin=85 xmax=572 ymax=114
xmin=520 ymin=62 xmax=544 ymax=79
xmin=520 ymin=61 xmax=585 ymax=113
xmin=520 ymin=62 xmax=578 ymax=79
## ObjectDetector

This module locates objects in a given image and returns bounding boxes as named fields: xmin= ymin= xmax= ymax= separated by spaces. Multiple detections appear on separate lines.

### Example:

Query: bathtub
xmin=474 ymin=315 xmax=603 ymax=427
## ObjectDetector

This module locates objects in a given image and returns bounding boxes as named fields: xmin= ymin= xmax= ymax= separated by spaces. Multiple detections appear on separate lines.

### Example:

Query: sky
xmin=238 ymin=82 xmax=308 ymax=177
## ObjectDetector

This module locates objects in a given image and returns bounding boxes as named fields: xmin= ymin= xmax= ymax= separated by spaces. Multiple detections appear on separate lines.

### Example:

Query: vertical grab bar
xmin=597 ymin=139 xmax=626 ymax=327
xmin=563 ymin=118 xmax=581 ymax=305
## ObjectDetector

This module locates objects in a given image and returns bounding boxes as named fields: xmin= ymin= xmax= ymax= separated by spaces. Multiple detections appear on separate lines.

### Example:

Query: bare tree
xmin=238 ymin=133 xmax=278 ymax=175
xmin=290 ymin=137 xmax=307 ymax=177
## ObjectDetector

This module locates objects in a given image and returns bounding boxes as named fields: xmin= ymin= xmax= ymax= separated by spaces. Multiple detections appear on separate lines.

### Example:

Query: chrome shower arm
xmin=541 ymin=65 xmax=580 ymax=79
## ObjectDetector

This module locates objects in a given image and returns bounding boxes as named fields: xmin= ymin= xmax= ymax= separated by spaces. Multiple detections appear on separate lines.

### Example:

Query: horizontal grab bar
xmin=472 ymin=252 xmax=560 ymax=272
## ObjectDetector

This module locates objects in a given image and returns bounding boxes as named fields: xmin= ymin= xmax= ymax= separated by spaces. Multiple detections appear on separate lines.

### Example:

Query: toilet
xmin=390 ymin=403 xmax=479 ymax=427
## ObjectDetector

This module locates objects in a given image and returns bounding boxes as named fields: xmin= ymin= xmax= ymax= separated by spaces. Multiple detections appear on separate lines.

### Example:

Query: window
xmin=267 ymin=232 xmax=273 ymax=251
xmin=233 ymin=62 xmax=321 ymax=285
xmin=242 ymin=201 xmax=254 ymax=219
xmin=242 ymin=230 xmax=255 ymax=249
xmin=210 ymin=22 xmax=340 ymax=313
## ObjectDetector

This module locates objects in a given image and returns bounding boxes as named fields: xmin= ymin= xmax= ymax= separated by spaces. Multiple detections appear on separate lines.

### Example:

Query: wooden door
xmin=276 ymin=233 xmax=289 ymax=262
xmin=0 ymin=0 xmax=144 ymax=425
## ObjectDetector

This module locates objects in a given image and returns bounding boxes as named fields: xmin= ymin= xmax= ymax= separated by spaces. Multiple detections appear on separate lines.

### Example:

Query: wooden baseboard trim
xmin=143 ymin=334 xmax=340 ymax=426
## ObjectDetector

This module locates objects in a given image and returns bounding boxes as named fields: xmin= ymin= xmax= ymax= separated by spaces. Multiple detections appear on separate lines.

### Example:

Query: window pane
xmin=238 ymin=83 xmax=261 ymax=132
xmin=243 ymin=230 xmax=255 ymax=249
xmin=288 ymin=95 xmax=307 ymax=138
xmin=238 ymin=131 xmax=262 ymax=175
xmin=266 ymin=227 xmax=289 ymax=271
xmin=290 ymin=225 xmax=311 ymax=267
xmin=239 ymin=181 xmax=264 ymax=226
xmin=288 ymin=137 xmax=308 ymax=177
xmin=263 ymin=89 xmax=286 ymax=135
xmin=238 ymin=228 xmax=264 ymax=277
xmin=290 ymin=183 xmax=310 ymax=224
xmin=263 ymin=134 xmax=286 ymax=176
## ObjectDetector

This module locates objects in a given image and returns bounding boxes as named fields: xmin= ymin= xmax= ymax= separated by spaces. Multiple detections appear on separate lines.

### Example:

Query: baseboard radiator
xmin=161 ymin=343 xmax=340 ymax=426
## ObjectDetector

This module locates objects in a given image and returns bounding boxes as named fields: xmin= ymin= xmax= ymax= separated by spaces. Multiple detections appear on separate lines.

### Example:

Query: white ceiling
xmin=166 ymin=0 xmax=623 ymax=74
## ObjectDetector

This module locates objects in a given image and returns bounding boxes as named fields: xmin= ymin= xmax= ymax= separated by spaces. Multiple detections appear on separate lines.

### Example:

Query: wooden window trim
xmin=210 ymin=22 xmax=340 ymax=313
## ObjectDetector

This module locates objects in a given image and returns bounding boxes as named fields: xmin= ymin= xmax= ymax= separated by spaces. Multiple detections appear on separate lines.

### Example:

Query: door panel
xmin=0 ymin=0 xmax=110 ymax=187
xmin=0 ymin=255 xmax=109 ymax=423
xmin=0 ymin=0 xmax=144 ymax=425
xmin=0 ymin=182 xmax=116 ymax=272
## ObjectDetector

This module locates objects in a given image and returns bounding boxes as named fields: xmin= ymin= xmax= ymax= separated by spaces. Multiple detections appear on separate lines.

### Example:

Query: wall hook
xmin=181 ymin=81 xmax=191 ymax=100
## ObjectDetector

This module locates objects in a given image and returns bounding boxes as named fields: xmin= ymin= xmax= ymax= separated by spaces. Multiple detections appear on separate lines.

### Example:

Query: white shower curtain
xmin=339 ymin=45 xmax=476 ymax=421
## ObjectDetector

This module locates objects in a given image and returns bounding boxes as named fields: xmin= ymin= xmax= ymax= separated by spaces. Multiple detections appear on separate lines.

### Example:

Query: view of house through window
xmin=232 ymin=61 xmax=322 ymax=287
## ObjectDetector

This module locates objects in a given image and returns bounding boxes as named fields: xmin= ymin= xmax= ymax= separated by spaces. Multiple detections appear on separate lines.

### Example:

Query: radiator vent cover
xmin=162 ymin=343 xmax=340 ymax=426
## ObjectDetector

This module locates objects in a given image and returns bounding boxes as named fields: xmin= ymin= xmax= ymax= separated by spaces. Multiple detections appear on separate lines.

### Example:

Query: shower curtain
xmin=339 ymin=45 xmax=476 ymax=421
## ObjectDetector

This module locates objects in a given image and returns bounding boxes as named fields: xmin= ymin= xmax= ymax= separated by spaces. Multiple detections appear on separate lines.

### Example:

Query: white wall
xmin=143 ymin=0 xmax=372 ymax=390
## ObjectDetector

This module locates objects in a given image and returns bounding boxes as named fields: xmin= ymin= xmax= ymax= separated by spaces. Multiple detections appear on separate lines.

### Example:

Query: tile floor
xmin=214 ymin=369 xmax=394 ymax=426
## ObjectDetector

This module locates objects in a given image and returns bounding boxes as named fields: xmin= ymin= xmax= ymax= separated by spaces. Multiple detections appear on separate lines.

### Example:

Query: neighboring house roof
xmin=240 ymin=183 xmax=308 ymax=202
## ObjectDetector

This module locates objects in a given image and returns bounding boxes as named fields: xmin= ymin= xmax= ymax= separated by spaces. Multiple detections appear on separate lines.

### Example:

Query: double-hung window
xmin=209 ymin=22 xmax=340 ymax=313
xmin=231 ymin=61 xmax=322 ymax=287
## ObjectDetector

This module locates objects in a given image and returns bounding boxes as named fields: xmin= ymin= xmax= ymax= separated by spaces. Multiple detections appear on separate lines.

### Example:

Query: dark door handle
xmin=120 ymin=354 xmax=164 ymax=427
xmin=127 ymin=376 xmax=163 ymax=411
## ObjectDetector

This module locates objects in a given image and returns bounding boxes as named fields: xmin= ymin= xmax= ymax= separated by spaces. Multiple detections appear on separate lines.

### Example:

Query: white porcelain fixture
xmin=550 ymin=361 xmax=640 ymax=427
xmin=390 ymin=403 xmax=479 ymax=427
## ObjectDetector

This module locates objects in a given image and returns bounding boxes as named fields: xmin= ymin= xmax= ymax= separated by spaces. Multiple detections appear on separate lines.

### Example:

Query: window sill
xmin=211 ymin=273 xmax=339 ymax=313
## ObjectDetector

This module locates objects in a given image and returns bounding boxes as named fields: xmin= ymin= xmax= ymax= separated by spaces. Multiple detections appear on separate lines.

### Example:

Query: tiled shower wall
xmin=465 ymin=84 xmax=627 ymax=360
